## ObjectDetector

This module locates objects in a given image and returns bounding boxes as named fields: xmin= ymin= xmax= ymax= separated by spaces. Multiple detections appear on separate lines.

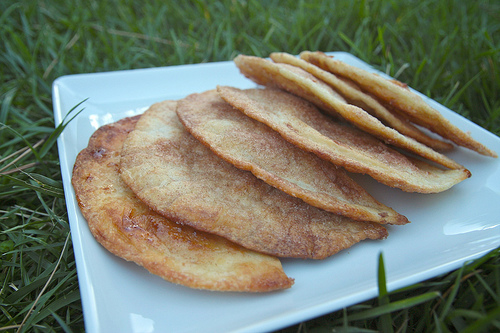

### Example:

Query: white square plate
xmin=53 ymin=52 xmax=500 ymax=333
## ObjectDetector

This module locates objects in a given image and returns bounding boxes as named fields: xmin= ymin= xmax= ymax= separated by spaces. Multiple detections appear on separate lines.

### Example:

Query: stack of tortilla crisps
xmin=71 ymin=51 xmax=496 ymax=292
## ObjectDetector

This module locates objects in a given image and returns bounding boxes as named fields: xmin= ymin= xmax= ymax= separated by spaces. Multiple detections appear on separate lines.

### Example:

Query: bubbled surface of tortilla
xmin=71 ymin=113 xmax=294 ymax=292
xmin=217 ymin=86 xmax=470 ymax=193
xmin=176 ymin=89 xmax=407 ymax=225
xmin=119 ymin=100 xmax=388 ymax=259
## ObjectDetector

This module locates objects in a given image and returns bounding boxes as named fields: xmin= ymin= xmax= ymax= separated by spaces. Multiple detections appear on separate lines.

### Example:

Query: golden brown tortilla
xmin=176 ymin=89 xmax=408 ymax=225
xmin=300 ymin=51 xmax=497 ymax=158
xmin=270 ymin=52 xmax=453 ymax=152
xmin=71 ymin=114 xmax=294 ymax=292
xmin=119 ymin=100 xmax=388 ymax=259
xmin=217 ymin=86 xmax=471 ymax=193
xmin=233 ymin=54 xmax=464 ymax=170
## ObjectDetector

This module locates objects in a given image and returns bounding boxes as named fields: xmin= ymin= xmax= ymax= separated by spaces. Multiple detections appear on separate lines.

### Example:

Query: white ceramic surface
xmin=53 ymin=52 xmax=500 ymax=333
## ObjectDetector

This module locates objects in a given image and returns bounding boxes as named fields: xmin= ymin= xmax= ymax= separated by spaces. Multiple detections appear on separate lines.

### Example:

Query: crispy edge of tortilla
xmin=119 ymin=100 xmax=388 ymax=259
xmin=71 ymin=114 xmax=294 ymax=292
xmin=300 ymin=51 xmax=497 ymax=158
xmin=176 ymin=88 xmax=408 ymax=225
xmin=233 ymin=54 xmax=466 ymax=170
xmin=270 ymin=52 xmax=454 ymax=152
xmin=217 ymin=85 xmax=471 ymax=193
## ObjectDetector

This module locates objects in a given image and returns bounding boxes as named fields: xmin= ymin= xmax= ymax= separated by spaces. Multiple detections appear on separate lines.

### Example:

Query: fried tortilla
xmin=233 ymin=54 xmax=464 ymax=170
xmin=217 ymin=86 xmax=471 ymax=193
xmin=72 ymin=114 xmax=294 ymax=292
xmin=176 ymin=89 xmax=407 ymax=225
xmin=270 ymin=52 xmax=453 ymax=152
xmin=119 ymin=100 xmax=388 ymax=259
xmin=300 ymin=51 xmax=497 ymax=158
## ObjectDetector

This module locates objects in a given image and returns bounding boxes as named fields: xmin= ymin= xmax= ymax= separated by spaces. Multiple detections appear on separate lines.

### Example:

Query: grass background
xmin=1 ymin=0 xmax=499 ymax=332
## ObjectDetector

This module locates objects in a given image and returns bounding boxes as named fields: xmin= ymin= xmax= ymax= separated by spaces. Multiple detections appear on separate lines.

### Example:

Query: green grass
xmin=1 ymin=0 xmax=499 ymax=332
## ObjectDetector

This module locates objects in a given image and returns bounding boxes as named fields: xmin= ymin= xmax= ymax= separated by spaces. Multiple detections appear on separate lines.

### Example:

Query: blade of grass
xmin=460 ymin=305 xmax=500 ymax=333
xmin=377 ymin=252 xmax=393 ymax=332
xmin=1 ymin=174 xmax=64 ymax=198
xmin=38 ymin=99 xmax=86 ymax=159
xmin=0 ymin=138 xmax=44 ymax=174
xmin=15 ymin=233 xmax=71 ymax=333
xmin=340 ymin=291 xmax=441 ymax=322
